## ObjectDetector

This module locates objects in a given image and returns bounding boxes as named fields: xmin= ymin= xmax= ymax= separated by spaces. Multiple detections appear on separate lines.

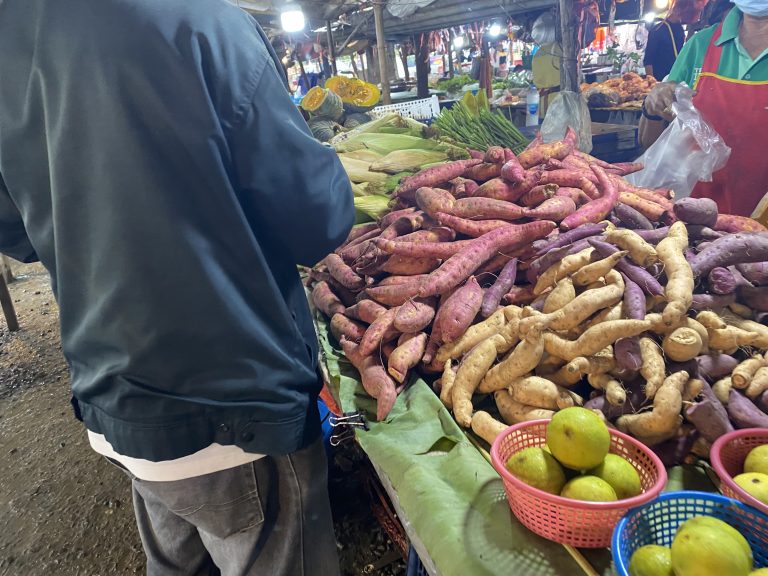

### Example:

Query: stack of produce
xmin=506 ymin=407 xmax=643 ymax=502
xmin=309 ymin=126 xmax=768 ymax=467
xmin=734 ymin=444 xmax=768 ymax=505
xmin=630 ymin=515 xmax=761 ymax=576
xmin=300 ymin=75 xmax=382 ymax=141
xmin=580 ymin=72 xmax=657 ymax=108
xmin=434 ymin=93 xmax=528 ymax=153
xmin=331 ymin=114 xmax=470 ymax=221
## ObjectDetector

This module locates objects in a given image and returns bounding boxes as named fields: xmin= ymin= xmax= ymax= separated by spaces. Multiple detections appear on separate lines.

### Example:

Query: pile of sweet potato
xmin=309 ymin=132 xmax=768 ymax=464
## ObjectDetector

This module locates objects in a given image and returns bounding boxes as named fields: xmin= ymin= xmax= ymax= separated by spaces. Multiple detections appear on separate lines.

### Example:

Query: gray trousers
xmin=126 ymin=438 xmax=340 ymax=576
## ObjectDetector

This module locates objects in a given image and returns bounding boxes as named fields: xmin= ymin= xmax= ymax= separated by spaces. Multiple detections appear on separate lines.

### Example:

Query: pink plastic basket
xmin=490 ymin=419 xmax=668 ymax=548
xmin=711 ymin=428 xmax=768 ymax=514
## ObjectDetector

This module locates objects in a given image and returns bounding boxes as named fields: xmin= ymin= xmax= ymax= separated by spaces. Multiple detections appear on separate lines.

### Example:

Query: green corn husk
xmin=369 ymin=149 xmax=448 ymax=174
xmin=339 ymin=149 xmax=382 ymax=163
xmin=338 ymin=156 xmax=389 ymax=184
xmin=354 ymin=194 xmax=391 ymax=220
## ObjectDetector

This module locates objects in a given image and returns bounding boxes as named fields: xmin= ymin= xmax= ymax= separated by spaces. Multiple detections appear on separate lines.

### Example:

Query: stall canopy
xmin=240 ymin=0 xmax=558 ymax=43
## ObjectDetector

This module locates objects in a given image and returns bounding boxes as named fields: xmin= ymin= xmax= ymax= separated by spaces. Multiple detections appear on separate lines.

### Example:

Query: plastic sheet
xmin=386 ymin=0 xmax=436 ymax=18
xmin=540 ymin=91 xmax=593 ymax=153
xmin=627 ymin=84 xmax=731 ymax=198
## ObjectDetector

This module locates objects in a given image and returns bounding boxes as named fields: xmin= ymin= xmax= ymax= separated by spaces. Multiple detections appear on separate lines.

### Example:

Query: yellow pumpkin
xmin=300 ymin=87 xmax=343 ymax=120
xmin=341 ymin=79 xmax=381 ymax=111
xmin=325 ymin=76 xmax=351 ymax=97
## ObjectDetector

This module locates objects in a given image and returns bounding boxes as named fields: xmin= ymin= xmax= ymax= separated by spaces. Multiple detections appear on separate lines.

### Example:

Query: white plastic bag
xmin=386 ymin=0 xmax=436 ymax=18
xmin=627 ymin=84 xmax=731 ymax=198
xmin=540 ymin=91 xmax=593 ymax=153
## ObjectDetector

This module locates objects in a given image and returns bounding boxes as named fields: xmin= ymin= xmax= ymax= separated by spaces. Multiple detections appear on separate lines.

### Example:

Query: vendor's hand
xmin=644 ymin=81 xmax=678 ymax=121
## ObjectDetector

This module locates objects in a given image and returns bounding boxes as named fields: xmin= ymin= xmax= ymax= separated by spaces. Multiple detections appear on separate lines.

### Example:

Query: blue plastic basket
xmin=612 ymin=491 xmax=768 ymax=576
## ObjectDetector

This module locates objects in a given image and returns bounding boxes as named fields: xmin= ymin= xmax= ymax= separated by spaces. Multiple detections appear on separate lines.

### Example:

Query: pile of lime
xmin=733 ymin=444 xmax=768 ymax=505
xmin=628 ymin=516 xmax=762 ymax=576
xmin=504 ymin=407 xmax=642 ymax=502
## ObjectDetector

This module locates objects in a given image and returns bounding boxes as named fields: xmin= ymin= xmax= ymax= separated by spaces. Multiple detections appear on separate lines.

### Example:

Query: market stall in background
xmin=239 ymin=1 xmax=768 ymax=575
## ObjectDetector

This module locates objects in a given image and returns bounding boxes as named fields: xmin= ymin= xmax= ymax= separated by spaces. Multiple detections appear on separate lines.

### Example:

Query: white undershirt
xmin=88 ymin=431 xmax=264 ymax=482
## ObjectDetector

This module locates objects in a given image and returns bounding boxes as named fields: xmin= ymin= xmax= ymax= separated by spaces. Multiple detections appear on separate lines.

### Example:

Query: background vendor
xmin=639 ymin=1 xmax=768 ymax=216
xmin=643 ymin=0 xmax=688 ymax=80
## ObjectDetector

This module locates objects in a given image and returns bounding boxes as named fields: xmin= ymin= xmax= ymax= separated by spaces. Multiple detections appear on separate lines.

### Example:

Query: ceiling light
xmin=453 ymin=35 xmax=465 ymax=49
xmin=643 ymin=11 xmax=657 ymax=23
xmin=654 ymin=0 xmax=669 ymax=9
xmin=489 ymin=24 xmax=502 ymax=37
xmin=281 ymin=5 xmax=305 ymax=33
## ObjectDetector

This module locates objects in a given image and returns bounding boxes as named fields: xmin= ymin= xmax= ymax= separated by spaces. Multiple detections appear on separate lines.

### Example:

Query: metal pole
xmin=326 ymin=20 xmax=338 ymax=76
xmin=558 ymin=0 xmax=581 ymax=92
xmin=373 ymin=1 xmax=391 ymax=104
xmin=0 ymin=274 xmax=18 ymax=332
xmin=447 ymin=30 xmax=455 ymax=78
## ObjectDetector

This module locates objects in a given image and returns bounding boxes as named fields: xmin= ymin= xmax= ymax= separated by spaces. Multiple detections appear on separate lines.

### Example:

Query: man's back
xmin=0 ymin=0 xmax=354 ymax=461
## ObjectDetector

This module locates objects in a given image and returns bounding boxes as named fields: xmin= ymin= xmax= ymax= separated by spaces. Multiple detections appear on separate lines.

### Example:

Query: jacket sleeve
xmin=229 ymin=60 xmax=355 ymax=267
xmin=0 ymin=174 xmax=38 ymax=263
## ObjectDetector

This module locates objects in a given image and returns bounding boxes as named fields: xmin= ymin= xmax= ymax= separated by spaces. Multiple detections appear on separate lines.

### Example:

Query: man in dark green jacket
xmin=0 ymin=0 xmax=353 ymax=573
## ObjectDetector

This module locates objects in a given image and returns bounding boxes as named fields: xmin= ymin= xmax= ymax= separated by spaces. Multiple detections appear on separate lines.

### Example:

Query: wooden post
xmin=558 ymin=0 xmax=581 ymax=93
xmin=447 ymin=31 xmax=455 ymax=79
xmin=350 ymin=53 xmax=359 ymax=77
xmin=373 ymin=0 xmax=391 ymax=104
xmin=359 ymin=53 xmax=368 ymax=82
xmin=1 ymin=256 xmax=14 ymax=284
xmin=366 ymin=45 xmax=378 ymax=83
xmin=0 ymin=274 xmax=18 ymax=332
xmin=399 ymin=44 xmax=410 ymax=82
xmin=326 ymin=20 xmax=338 ymax=76
xmin=415 ymin=33 xmax=430 ymax=99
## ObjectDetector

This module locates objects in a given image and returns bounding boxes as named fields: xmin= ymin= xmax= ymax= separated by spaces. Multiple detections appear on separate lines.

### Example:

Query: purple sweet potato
xmin=435 ymin=276 xmax=483 ymax=343
xmin=359 ymin=356 xmax=397 ymax=421
xmin=615 ymin=337 xmax=643 ymax=372
xmin=330 ymin=313 xmax=367 ymax=343
xmin=652 ymin=430 xmax=700 ymax=467
xmin=532 ymin=222 xmax=608 ymax=256
xmin=419 ymin=221 xmax=557 ymax=297
xmin=707 ymin=267 xmax=736 ymax=295
xmin=686 ymin=395 xmax=733 ymax=443
xmin=737 ymin=261 xmax=768 ymax=286
xmin=526 ymin=238 xmax=592 ymax=284
xmin=502 ymin=285 xmax=536 ymax=305
xmin=673 ymin=197 xmax=718 ymax=227
xmin=537 ymin=170 xmax=600 ymax=199
xmin=690 ymin=292 xmax=736 ymax=312
xmin=522 ymin=197 xmax=577 ymax=222
xmin=737 ymin=285 xmax=768 ymax=311
xmin=393 ymin=298 xmax=437 ymax=333
xmin=759 ymin=389 xmax=768 ymax=413
xmin=727 ymin=389 xmax=768 ymax=428
xmin=471 ymin=178 xmax=520 ymax=202
xmin=589 ymin=238 xmax=664 ymax=296
xmin=395 ymin=159 xmax=483 ymax=196
xmin=686 ymin=225 xmax=724 ymax=241
xmin=688 ymin=232 xmax=768 ymax=277
xmin=481 ymin=258 xmax=518 ymax=317
xmin=614 ymin=203 xmax=653 ymax=230
xmin=312 ymin=281 xmax=345 ymax=317
xmin=621 ymin=274 xmax=647 ymax=320
xmin=634 ymin=226 xmax=671 ymax=244
xmin=696 ymin=354 xmax=739 ymax=382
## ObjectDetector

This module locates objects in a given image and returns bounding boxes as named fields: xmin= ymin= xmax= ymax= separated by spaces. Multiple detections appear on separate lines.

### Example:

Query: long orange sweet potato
xmin=560 ymin=165 xmax=619 ymax=231
xmin=435 ymin=212 xmax=511 ymax=238
xmin=395 ymin=159 xmax=482 ymax=196
xmin=312 ymin=281 xmax=346 ymax=316
xmin=419 ymin=220 xmax=557 ymax=296
xmin=517 ymin=139 xmax=573 ymax=169
xmin=451 ymin=197 xmax=526 ymax=221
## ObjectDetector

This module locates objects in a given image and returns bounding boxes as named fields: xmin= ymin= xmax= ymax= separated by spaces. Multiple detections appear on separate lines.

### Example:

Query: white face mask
xmin=733 ymin=0 xmax=768 ymax=17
